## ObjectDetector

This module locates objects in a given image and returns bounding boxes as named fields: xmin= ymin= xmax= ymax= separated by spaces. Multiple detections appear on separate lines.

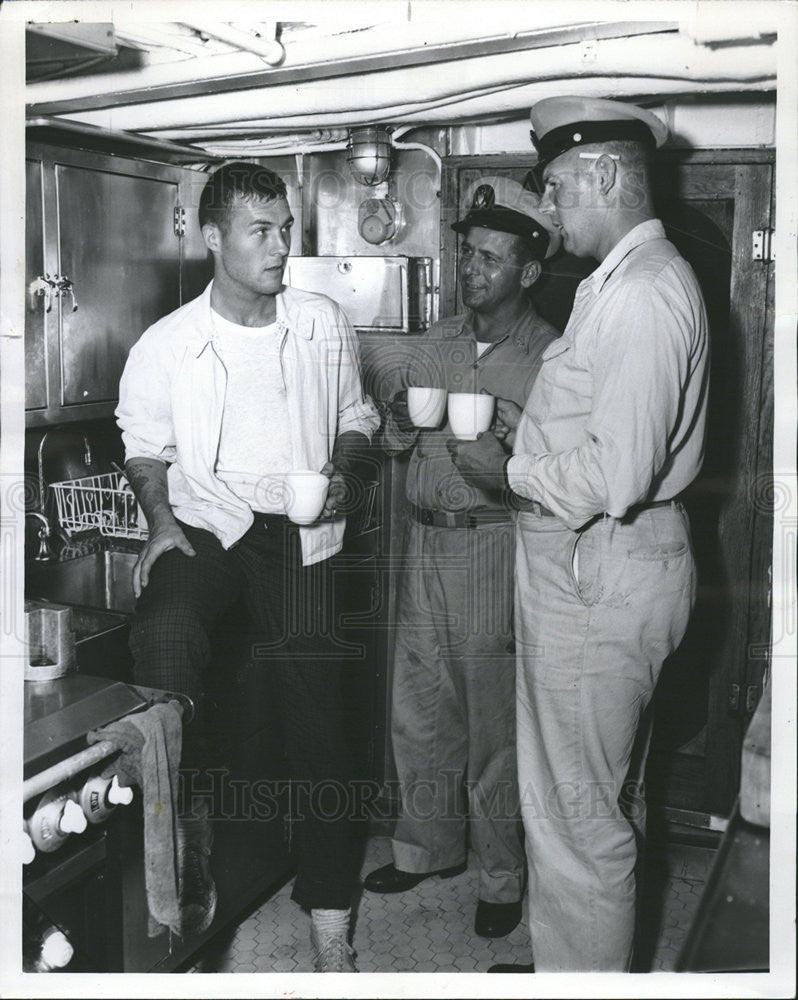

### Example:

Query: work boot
xmin=176 ymin=810 xmax=217 ymax=936
xmin=310 ymin=925 xmax=358 ymax=973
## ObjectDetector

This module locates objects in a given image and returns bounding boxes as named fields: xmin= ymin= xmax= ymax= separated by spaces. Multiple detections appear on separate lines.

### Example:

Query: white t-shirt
xmin=211 ymin=310 xmax=292 ymax=513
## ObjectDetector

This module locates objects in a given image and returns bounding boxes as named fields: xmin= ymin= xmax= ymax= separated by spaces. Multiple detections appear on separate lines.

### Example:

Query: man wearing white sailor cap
xmin=365 ymin=176 xmax=560 ymax=941
xmin=450 ymin=97 xmax=709 ymax=971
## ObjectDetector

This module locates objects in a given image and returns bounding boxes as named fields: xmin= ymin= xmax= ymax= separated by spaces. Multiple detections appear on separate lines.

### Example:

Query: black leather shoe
xmin=488 ymin=962 xmax=535 ymax=972
xmin=474 ymin=898 xmax=522 ymax=938
xmin=363 ymin=861 xmax=467 ymax=894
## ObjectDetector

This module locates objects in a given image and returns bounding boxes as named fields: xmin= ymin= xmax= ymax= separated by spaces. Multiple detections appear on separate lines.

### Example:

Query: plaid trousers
xmin=129 ymin=515 xmax=365 ymax=910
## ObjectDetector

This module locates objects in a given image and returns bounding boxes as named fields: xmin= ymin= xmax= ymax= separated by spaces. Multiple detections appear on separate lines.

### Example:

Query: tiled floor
xmin=189 ymin=832 xmax=716 ymax=974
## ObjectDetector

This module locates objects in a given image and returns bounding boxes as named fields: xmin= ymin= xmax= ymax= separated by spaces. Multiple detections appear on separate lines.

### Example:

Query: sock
xmin=311 ymin=908 xmax=351 ymax=942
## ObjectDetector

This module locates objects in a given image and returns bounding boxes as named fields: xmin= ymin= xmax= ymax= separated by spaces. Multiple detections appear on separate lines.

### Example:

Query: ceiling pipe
xmin=197 ymin=126 xmax=442 ymax=168
xmin=392 ymin=137 xmax=442 ymax=174
xmin=52 ymin=32 xmax=776 ymax=135
xmin=27 ymin=21 xmax=676 ymax=113
xmin=180 ymin=21 xmax=285 ymax=66
xmin=136 ymin=76 xmax=773 ymax=148
xmin=202 ymin=138 xmax=350 ymax=157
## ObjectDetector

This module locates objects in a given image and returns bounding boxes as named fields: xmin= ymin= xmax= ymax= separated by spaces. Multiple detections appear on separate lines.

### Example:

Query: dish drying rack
xmin=50 ymin=471 xmax=149 ymax=539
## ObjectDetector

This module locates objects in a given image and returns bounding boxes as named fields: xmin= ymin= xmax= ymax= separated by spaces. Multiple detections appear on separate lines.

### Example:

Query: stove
xmin=25 ymin=673 xmax=146 ymax=778
xmin=23 ymin=670 xmax=189 ymax=972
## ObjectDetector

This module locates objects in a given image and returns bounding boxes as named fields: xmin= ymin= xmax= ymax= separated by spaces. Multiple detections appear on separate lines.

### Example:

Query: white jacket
xmin=116 ymin=281 xmax=380 ymax=565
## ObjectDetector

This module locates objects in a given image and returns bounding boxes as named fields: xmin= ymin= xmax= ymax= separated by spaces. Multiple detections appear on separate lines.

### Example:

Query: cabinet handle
xmin=28 ymin=275 xmax=55 ymax=313
xmin=55 ymin=275 xmax=78 ymax=312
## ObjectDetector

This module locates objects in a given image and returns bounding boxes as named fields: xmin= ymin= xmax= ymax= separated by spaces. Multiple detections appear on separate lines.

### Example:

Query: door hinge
xmin=752 ymin=229 xmax=775 ymax=261
xmin=173 ymin=205 xmax=186 ymax=238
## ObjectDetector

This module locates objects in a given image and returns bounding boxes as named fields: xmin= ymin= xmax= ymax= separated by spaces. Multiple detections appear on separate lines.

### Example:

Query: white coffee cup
xmin=447 ymin=392 xmax=495 ymax=441
xmin=407 ymin=386 xmax=448 ymax=428
xmin=283 ymin=470 xmax=330 ymax=525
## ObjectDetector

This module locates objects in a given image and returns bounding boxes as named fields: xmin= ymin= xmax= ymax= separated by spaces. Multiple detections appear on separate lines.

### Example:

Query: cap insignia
xmin=472 ymin=184 xmax=496 ymax=210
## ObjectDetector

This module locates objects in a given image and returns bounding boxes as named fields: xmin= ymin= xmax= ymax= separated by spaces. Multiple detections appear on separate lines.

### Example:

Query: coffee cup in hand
xmin=407 ymin=386 xmax=448 ymax=428
xmin=447 ymin=392 xmax=495 ymax=441
xmin=283 ymin=470 xmax=330 ymax=525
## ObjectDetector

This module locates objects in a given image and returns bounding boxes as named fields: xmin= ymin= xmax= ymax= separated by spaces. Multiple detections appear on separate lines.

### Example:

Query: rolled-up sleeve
xmin=331 ymin=303 xmax=381 ymax=440
xmin=116 ymin=340 xmax=177 ymax=465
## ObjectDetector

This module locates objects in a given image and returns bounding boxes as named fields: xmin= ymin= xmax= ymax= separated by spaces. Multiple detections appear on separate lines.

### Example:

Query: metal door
xmin=55 ymin=163 xmax=181 ymax=407
xmin=25 ymin=157 xmax=48 ymax=411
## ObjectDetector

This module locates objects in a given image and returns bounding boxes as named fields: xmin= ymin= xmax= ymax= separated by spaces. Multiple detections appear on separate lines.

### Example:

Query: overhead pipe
xmin=27 ymin=20 xmax=676 ymax=112
xmin=180 ymin=21 xmax=285 ymax=66
xmin=194 ymin=123 xmax=443 ymax=173
xmin=198 ymin=127 xmax=349 ymax=156
xmin=137 ymin=75 xmax=773 ymax=150
xmin=55 ymin=32 xmax=776 ymax=135
xmin=197 ymin=126 xmax=444 ymax=173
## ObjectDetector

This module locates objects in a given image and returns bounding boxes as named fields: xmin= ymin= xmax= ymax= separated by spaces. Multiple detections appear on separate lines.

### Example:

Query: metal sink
xmin=26 ymin=549 xmax=138 ymax=614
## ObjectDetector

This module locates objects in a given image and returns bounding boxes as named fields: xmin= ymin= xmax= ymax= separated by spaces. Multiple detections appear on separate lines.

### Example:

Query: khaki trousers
xmin=515 ymin=504 xmax=696 ymax=970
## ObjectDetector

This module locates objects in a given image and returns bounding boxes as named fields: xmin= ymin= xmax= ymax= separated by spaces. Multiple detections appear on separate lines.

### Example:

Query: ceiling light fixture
xmin=346 ymin=126 xmax=392 ymax=186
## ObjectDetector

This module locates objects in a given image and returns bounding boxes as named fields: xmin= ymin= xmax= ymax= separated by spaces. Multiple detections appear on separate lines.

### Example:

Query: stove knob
xmin=39 ymin=927 xmax=74 ymax=971
xmin=59 ymin=799 xmax=87 ymax=835
xmin=21 ymin=829 xmax=36 ymax=865
xmin=29 ymin=787 xmax=74 ymax=852
xmin=107 ymin=775 xmax=134 ymax=806
xmin=79 ymin=773 xmax=134 ymax=823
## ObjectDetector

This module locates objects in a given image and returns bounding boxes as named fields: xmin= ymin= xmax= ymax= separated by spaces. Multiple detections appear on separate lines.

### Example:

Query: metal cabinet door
xmin=284 ymin=256 xmax=412 ymax=331
xmin=55 ymin=164 xmax=181 ymax=407
xmin=25 ymin=158 xmax=48 ymax=411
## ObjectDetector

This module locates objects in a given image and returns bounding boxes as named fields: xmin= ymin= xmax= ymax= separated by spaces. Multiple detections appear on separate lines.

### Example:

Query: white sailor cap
xmin=529 ymin=96 xmax=669 ymax=174
xmin=452 ymin=174 xmax=561 ymax=259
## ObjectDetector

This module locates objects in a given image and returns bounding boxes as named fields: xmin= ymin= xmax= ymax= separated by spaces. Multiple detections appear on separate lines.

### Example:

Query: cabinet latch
xmin=729 ymin=682 xmax=761 ymax=715
xmin=752 ymin=229 xmax=775 ymax=261
xmin=744 ymin=684 xmax=760 ymax=714
xmin=173 ymin=206 xmax=186 ymax=238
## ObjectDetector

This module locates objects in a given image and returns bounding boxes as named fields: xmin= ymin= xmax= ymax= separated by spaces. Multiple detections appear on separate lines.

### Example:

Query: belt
xmin=251 ymin=512 xmax=296 ymax=529
xmin=516 ymin=497 xmax=679 ymax=521
xmin=513 ymin=498 xmax=557 ymax=517
xmin=615 ymin=498 xmax=680 ymax=522
xmin=410 ymin=503 xmax=514 ymax=529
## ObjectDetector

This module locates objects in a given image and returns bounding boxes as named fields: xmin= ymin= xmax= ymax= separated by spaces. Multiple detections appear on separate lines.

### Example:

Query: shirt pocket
xmin=540 ymin=338 xmax=570 ymax=363
xmin=549 ymin=349 xmax=594 ymax=406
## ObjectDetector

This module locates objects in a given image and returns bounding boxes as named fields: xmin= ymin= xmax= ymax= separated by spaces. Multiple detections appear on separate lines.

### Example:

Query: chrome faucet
xmin=26 ymin=511 xmax=53 ymax=562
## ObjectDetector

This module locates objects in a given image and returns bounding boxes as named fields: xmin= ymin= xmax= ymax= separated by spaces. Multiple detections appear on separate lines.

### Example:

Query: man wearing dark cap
xmin=450 ymin=98 xmax=709 ymax=971
xmin=363 ymin=177 xmax=560 ymax=940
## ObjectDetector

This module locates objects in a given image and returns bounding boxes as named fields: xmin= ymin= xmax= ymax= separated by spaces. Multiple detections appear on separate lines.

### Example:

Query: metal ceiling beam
xmin=25 ymin=117 xmax=221 ymax=163
xmin=27 ymin=20 xmax=676 ymax=117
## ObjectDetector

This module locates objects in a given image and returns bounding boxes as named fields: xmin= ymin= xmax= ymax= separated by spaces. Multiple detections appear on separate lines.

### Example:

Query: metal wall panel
xmin=306 ymin=148 xmax=440 ymax=260
xmin=284 ymin=255 xmax=430 ymax=332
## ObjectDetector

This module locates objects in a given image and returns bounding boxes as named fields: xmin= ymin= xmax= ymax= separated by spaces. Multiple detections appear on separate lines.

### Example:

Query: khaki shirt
xmin=382 ymin=305 xmax=559 ymax=512
xmin=508 ymin=220 xmax=710 ymax=529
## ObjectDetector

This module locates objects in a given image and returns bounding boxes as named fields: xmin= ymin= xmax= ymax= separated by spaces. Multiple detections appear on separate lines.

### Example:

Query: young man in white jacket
xmin=116 ymin=161 xmax=379 ymax=971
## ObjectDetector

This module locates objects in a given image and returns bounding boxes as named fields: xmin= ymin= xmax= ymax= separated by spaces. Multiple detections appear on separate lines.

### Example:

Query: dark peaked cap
xmin=530 ymin=96 xmax=669 ymax=173
xmin=452 ymin=175 xmax=561 ymax=259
